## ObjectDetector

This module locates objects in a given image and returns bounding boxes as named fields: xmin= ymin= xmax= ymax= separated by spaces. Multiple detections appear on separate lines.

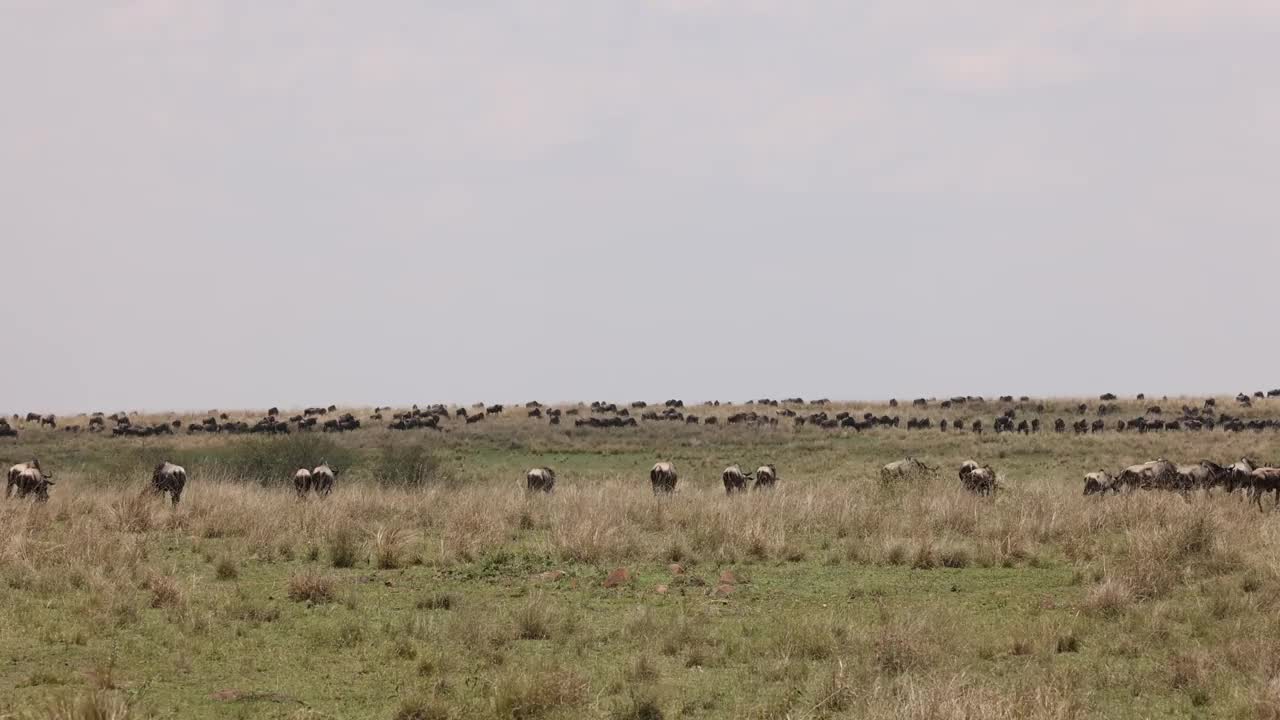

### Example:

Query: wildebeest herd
xmin=1080 ymin=457 xmax=1280 ymax=510
xmin=3 ymin=458 xmax=338 ymax=505
xmin=9 ymin=391 xmax=1280 ymax=440
xmin=7 ymin=391 xmax=1280 ymax=508
xmin=10 ymin=451 xmax=1280 ymax=512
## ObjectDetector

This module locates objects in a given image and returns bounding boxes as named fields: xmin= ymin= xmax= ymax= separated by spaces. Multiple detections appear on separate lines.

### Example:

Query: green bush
xmin=188 ymin=435 xmax=356 ymax=486
xmin=374 ymin=441 xmax=448 ymax=488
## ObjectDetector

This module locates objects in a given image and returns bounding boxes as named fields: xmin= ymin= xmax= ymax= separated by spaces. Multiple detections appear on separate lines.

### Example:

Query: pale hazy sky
xmin=3 ymin=1 xmax=1278 ymax=413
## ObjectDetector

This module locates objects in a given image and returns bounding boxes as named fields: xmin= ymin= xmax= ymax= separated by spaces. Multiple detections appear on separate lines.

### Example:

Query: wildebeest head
xmin=1082 ymin=470 xmax=1113 ymax=495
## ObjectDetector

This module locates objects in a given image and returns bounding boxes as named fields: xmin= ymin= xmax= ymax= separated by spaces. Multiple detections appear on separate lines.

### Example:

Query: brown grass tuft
xmin=287 ymin=570 xmax=336 ymax=604
xmin=490 ymin=668 xmax=587 ymax=719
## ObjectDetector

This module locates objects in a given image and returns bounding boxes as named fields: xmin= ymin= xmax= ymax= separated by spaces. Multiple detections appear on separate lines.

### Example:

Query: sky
xmin=2 ymin=1 xmax=1278 ymax=413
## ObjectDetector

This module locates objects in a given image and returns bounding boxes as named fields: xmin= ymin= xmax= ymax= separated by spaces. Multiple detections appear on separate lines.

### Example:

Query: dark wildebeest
xmin=526 ymin=467 xmax=556 ymax=493
xmin=722 ymin=464 xmax=751 ymax=494
xmin=293 ymin=468 xmax=313 ymax=498
xmin=881 ymin=457 xmax=936 ymax=482
xmin=1225 ymin=458 xmax=1258 ymax=494
xmin=650 ymin=462 xmax=677 ymax=494
xmin=958 ymin=460 xmax=996 ymax=495
xmin=7 ymin=460 xmax=53 ymax=501
xmin=963 ymin=466 xmax=997 ymax=496
xmin=7 ymin=460 xmax=36 ymax=488
xmin=1175 ymin=461 xmax=1230 ymax=493
xmin=11 ymin=466 xmax=54 ymax=501
xmin=311 ymin=464 xmax=337 ymax=496
xmin=754 ymin=464 xmax=778 ymax=490
xmin=1082 ymin=470 xmax=1117 ymax=495
xmin=1250 ymin=468 xmax=1280 ymax=511
xmin=151 ymin=462 xmax=186 ymax=505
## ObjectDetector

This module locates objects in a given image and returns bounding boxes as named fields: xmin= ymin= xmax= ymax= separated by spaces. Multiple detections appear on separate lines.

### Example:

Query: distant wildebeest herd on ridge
xmin=5 ymin=390 xmax=1280 ymax=439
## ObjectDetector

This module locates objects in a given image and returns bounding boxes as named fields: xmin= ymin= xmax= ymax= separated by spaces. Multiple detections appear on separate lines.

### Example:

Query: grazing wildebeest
xmin=1082 ymin=470 xmax=1117 ymax=495
xmin=1176 ymin=461 xmax=1230 ymax=493
xmin=962 ymin=466 xmax=997 ymax=496
xmin=722 ymin=465 xmax=751 ymax=494
xmin=650 ymin=462 xmax=677 ymax=494
xmin=971 ymin=419 xmax=983 ymax=434
xmin=1117 ymin=458 xmax=1176 ymax=491
xmin=1250 ymin=468 xmax=1280 ymax=511
xmin=7 ymin=460 xmax=34 ymax=487
xmin=311 ymin=464 xmax=336 ymax=496
xmin=151 ymin=462 xmax=186 ymax=505
xmin=1226 ymin=458 xmax=1258 ymax=493
xmin=11 ymin=466 xmax=54 ymax=501
xmin=293 ymin=468 xmax=313 ymax=497
xmin=753 ymin=464 xmax=778 ymax=490
xmin=38 ymin=414 xmax=56 ymax=428
xmin=880 ymin=458 xmax=936 ymax=482
xmin=525 ymin=467 xmax=556 ymax=493
xmin=7 ymin=460 xmax=52 ymax=500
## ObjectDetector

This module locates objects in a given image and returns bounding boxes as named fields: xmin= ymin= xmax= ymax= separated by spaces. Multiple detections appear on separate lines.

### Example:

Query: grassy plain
xmin=2 ymin=397 xmax=1280 ymax=719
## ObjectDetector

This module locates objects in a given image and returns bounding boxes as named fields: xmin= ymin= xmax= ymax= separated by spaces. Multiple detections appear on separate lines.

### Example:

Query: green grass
xmin=3 ymin=396 xmax=1280 ymax=718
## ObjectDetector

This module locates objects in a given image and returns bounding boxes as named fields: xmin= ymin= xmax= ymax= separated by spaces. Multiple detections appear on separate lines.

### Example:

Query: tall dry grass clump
xmin=489 ymin=667 xmax=587 ymax=718
xmin=370 ymin=524 xmax=416 ymax=569
xmin=287 ymin=570 xmax=336 ymax=604
xmin=857 ymin=674 xmax=1088 ymax=720
xmin=20 ymin=690 xmax=135 ymax=720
